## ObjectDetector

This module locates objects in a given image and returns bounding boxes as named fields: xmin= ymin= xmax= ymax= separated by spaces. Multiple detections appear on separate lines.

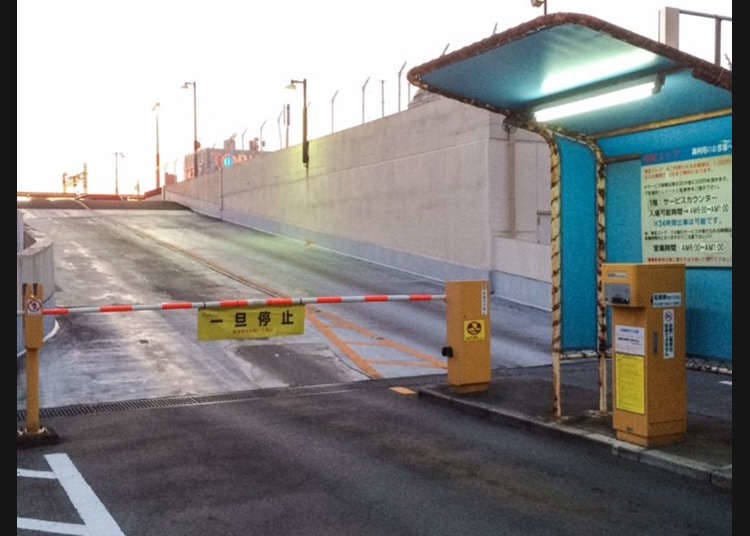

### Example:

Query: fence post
xmin=17 ymin=283 xmax=59 ymax=447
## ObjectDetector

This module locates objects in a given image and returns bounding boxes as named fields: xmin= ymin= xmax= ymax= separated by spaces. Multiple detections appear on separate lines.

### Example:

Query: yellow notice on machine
xmin=198 ymin=305 xmax=305 ymax=341
xmin=615 ymin=353 xmax=645 ymax=414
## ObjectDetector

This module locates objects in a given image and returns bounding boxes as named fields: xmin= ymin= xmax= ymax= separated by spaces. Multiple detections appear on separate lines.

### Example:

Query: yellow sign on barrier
xmin=463 ymin=319 xmax=486 ymax=342
xmin=198 ymin=305 xmax=305 ymax=341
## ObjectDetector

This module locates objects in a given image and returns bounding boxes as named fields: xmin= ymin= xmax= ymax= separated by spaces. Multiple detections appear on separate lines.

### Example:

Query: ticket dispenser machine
xmin=602 ymin=263 xmax=687 ymax=447
xmin=442 ymin=281 xmax=491 ymax=394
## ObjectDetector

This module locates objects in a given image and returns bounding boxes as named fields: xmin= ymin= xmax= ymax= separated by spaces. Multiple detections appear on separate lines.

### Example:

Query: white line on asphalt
xmin=719 ymin=380 xmax=732 ymax=386
xmin=45 ymin=453 xmax=126 ymax=536
xmin=17 ymin=468 xmax=56 ymax=479
xmin=17 ymin=517 xmax=88 ymax=535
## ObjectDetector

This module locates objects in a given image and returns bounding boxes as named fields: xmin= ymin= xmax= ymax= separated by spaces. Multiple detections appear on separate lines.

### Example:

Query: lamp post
xmin=259 ymin=120 xmax=267 ymax=152
xmin=380 ymin=79 xmax=385 ymax=117
xmin=276 ymin=108 xmax=283 ymax=149
xmin=285 ymin=104 xmax=290 ymax=148
xmin=330 ymin=89 xmax=339 ymax=133
xmin=113 ymin=151 xmax=125 ymax=196
xmin=181 ymin=81 xmax=198 ymax=178
xmin=286 ymin=79 xmax=308 ymax=168
xmin=531 ymin=0 xmax=547 ymax=15
xmin=361 ymin=76 xmax=370 ymax=124
xmin=397 ymin=61 xmax=406 ymax=112
xmin=152 ymin=102 xmax=160 ymax=190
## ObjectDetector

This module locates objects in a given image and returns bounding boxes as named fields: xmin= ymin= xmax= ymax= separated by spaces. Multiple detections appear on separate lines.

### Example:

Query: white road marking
xmin=45 ymin=453 xmax=125 ymax=536
xmin=17 ymin=453 xmax=125 ymax=536
xmin=720 ymin=380 xmax=732 ymax=386
xmin=17 ymin=517 xmax=88 ymax=535
xmin=17 ymin=468 xmax=56 ymax=479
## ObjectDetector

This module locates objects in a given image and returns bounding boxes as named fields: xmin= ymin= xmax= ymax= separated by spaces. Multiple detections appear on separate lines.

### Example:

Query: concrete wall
xmin=167 ymin=95 xmax=552 ymax=309
xmin=17 ymin=212 xmax=57 ymax=355
xmin=17 ymin=210 xmax=24 ymax=252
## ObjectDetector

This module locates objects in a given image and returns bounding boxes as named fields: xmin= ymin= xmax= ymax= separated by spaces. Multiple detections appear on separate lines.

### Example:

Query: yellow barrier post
xmin=442 ymin=280 xmax=492 ymax=393
xmin=17 ymin=283 xmax=59 ymax=448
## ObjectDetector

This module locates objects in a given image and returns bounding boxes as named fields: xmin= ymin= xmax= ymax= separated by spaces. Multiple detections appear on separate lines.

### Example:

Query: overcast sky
xmin=17 ymin=0 xmax=732 ymax=194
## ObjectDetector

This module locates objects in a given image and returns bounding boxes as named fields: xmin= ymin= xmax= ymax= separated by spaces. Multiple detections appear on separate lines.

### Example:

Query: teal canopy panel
xmin=559 ymin=138 xmax=597 ymax=351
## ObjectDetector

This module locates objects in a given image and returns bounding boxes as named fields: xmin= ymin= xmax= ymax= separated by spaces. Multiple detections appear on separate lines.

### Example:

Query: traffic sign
xmin=198 ymin=305 xmax=305 ymax=341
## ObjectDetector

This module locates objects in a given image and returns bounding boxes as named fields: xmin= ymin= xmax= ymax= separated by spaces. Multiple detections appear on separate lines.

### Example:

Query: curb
xmin=417 ymin=387 xmax=731 ymax=490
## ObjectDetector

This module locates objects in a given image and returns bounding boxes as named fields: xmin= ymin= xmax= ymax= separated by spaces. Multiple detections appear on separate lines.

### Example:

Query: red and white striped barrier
xmin=17 ymin=294 xmax=446 ymax=317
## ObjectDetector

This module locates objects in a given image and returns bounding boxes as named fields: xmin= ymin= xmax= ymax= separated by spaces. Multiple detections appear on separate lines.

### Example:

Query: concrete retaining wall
xmin=166 ymin=96 xmax=552 ymax=309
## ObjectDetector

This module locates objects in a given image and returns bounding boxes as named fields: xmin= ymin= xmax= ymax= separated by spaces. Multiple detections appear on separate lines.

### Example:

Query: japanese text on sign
xmin=615 ymin=325 xmax=645 ymax=356
xmin=615 ymin=353 xmax=645 ymax=414
xmin=641 ymin=141 xmax=732 ymax=267
xmin=198 ymin=305 xmax=305 ymax=341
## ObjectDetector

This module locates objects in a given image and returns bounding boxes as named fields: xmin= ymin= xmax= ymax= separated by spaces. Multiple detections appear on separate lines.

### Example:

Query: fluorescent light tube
xmin=534 ymin=79 xmax=658 ymax=122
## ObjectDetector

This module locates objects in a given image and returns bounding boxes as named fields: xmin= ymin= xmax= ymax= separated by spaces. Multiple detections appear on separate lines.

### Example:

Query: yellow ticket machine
xmin=602 ymin=263 xmax=687 ymax=447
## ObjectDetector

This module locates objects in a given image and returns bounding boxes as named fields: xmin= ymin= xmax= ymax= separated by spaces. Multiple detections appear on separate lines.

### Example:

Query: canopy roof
xmin=407 ymin=13 xmax=731 ymax=137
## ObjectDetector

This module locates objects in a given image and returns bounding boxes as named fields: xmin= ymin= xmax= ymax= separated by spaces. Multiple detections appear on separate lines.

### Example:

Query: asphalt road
xmin=17 ymin=202 xmax=730 ymax=535
xmin=18 ymin=205 xmax=551 ymax=408
xmin=17 ymin=376 xmax=731 ymax=536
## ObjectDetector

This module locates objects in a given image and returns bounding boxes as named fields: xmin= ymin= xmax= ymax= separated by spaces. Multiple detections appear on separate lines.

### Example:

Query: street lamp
xmin=259 ymin=120 xmax=267 ymax=152
xmin=531 ymin=0 xmax=547 ymax=15
xmin=277 ymin=108 xmax=284 ymax=149
xmin=113 ymin=151 xmax=125 ymax=196
xmin=181 ymin=81 xmax=198 ymax=178
xmin=330 ymin=89 xmax=339 ymax=133
xmin=285 ymin=104 xmax=290 ymax=148
xmin=380 ymin=79 xmax=385 ymax=118
xmin=361 ymin=76 xmax=370 ymax=124
xmin=152 ymin=101 xmax=160 ymax=190
xmin=286 ymin=78 xmax=308 ymax=168
xmin=397 ymin=61 xmax=407 ymax=112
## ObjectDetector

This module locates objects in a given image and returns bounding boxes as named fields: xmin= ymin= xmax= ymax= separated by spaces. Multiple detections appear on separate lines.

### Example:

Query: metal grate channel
xmin=17 ymin=394 xmax=213 ymax=422
xmin=15 ymin=383 xmax=348 ymax=423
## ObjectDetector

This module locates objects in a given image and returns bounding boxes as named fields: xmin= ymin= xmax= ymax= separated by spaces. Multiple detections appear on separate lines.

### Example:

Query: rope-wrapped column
xmin=579 ymin=138 xmax=608 ymax=415
xmin=507 ymin=117 xmax=563 ymax=418
xmin=546 ymin=134 xmax=563 ymax=418
xmin=521 ymin=122 xmax=562 ymax=418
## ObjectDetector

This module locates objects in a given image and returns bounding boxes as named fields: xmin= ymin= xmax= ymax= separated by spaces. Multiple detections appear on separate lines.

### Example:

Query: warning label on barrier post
xmin=463 ymin=319 xmax=486 ymax=342
xmin=198 ymin=305 xmax=305 ymax=341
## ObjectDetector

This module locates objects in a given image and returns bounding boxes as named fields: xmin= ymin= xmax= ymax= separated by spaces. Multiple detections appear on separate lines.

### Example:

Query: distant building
xmin=184 ymin=136 xmax=262 ymax=179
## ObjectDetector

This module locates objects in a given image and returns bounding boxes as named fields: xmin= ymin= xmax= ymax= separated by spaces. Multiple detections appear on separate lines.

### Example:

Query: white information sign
xmin=641 ymin=141 xmax=732 ymax=267
xmin=615 ymin=325 xmax=645 ymax=356
xmin=651 ymin=292 xmax=682 ymax=308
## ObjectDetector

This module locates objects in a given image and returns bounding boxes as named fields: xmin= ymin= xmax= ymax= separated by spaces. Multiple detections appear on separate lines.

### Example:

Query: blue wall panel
xmin=605 ymin=160 xmax=642 ymax=263
xmin=558 ymin=137 xmax=597 ymax=350
xmin=600 ymin=116 xmax=732 ymax=361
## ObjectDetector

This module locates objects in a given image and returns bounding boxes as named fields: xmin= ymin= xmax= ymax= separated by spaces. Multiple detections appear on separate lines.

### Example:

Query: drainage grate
xmin=16 ymin=393 xmax=242 ymax=422
xmin=15 ymin=383 xmax=352 ymax=423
